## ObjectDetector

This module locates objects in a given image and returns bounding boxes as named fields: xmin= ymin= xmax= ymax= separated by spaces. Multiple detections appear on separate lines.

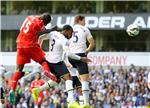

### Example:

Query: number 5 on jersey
xmin=20 ymin=18 xmax=32 ymax=34
xmin=73 ymin=31 xmax=78 ymax=43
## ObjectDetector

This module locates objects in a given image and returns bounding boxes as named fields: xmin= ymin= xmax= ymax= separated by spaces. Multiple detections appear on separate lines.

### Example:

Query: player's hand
xmin=66 ymin=64 xmax=72 ymax=68
xmin=80 ymin=57 xmax=92 ymax=63
xmin=85 ymin=49 xmax=89 ymax=55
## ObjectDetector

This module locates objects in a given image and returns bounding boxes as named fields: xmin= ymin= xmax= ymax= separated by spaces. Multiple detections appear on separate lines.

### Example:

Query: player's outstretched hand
xmin=80 ymin=57 xmax=92 ymax=63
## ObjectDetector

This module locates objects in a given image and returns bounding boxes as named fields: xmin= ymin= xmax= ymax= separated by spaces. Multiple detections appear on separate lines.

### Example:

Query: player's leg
xmin=0 ymin=87 xmax=5 ymax=107
xmin=72 ymin=71 xmax=89 ymax=108
xmin=11 ymin=65 xmax=25 ymax=91
xmin=77 ymin=88 xmax=84 ymax=106
xmin=32 ymin=79 xmax=58 ymax=100
xmin=78 ymin=61 xmax=90 ymax=108
xmin=69 ymin=55 xmax=90 ymax=108
xmin=9 ymin=64 xmax=25 ymax=105
xmin=63 ymin=74 xmax=80 ymax=108
xmin=35 ymin=93 xmax=44 ymax=108
xmin=30 ymin=47 xmax=58 ymax=82
xmin=57 ymin=62 xmax=80 ymax=108
xmin=72 ymin=76 xmax=84 ymax=106
xmin=79 ymin=74 xmax=90 ymax=108
xmin=32 ymin=62 xmax=59 ymax=102
xmin=9 ymin=48 xmax=28 ymax=104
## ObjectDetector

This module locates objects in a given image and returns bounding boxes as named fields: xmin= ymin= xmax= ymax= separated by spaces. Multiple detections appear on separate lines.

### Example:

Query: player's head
xmin=35 ymin=72 xmax=41 ymax=80
xmin=62 ymin=25 xmax=73 ymax=39
xmin=74 ymin=15 xmax=85 ymax=26
xmin=40 ymin=12 xmax=51 ymax=26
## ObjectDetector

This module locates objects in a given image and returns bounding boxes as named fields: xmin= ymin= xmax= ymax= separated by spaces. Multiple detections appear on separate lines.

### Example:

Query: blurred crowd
xmin=1 ymin=1 xmax=148 ymax=15
xmin=0 ymin=64 xmax=150 ymax=108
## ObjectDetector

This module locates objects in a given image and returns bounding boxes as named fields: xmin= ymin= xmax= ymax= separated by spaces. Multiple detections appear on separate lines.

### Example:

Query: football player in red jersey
xmin=30 ymin=73 xmax=48 ymax=108
xmin=9 ymin=13 xmax=58 ymax=105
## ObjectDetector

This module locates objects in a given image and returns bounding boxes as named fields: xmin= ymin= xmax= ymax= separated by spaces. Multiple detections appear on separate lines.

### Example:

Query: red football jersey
xmin=30 ymin=79 xmax=48 ymax=104
xmin=17 ymin=16 xmax=44 ymax=48
xmin=30 ymin=79 xmax=45 ymax=90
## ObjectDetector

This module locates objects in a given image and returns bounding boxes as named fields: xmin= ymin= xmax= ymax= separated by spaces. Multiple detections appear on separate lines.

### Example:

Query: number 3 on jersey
xmin=73 ymin=31 xmax=78 ymax=43
xmin=20 ymin=18 xmax=32 ymax=34
xmin=50 ymin=39 xmax=55 ymax=51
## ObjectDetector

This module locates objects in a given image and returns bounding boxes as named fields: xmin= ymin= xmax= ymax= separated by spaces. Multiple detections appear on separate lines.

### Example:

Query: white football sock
xmin=82 ymin=81 xmax=89 ymax=105
xmin=65 ymin=80 xmax=75 ymax=104
xmin=79 ymin=95 xmax=84 ymax=106
xmin=38 ymin=80 xmax=58 ymax=92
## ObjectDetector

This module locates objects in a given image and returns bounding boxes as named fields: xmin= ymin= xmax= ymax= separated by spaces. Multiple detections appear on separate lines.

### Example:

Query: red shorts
xmin=35 ymin=94 xmax=43 ymax=105
xmin=17 ymin=47 xmax=45 ymax=65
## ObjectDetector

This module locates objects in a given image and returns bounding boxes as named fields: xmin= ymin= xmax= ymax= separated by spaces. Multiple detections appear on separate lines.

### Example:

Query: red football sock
xmin=11 ymin=71 xmax=21 ymax=91
xmin=41 ymin=61 xmax=52 ymax=76
xmin=41 ymin=61 xmax=51 ymax=72
xmin=41 ymin=61 xmax=59 ymax=82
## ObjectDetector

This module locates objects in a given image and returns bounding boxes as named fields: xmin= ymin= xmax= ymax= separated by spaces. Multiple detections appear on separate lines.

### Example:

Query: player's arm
xmin=86 ymin=28 xmax=95 ymax=53
xmin=63 ymin=41 xmax=91 ymax=63
xmin=38 ymin=34 xmax=49 ymax=47
xmin=86 ymin=37 xmax=95 ymax=53
xmin=30 ymin=81 xmax=35 ymax=92
xmin=37 ymin=25 xmax=57 ymax=36
xmin=63 ymin=52 xmax=72 ymax=67
xmin=67 ymin=51 xmax=91 ymax=63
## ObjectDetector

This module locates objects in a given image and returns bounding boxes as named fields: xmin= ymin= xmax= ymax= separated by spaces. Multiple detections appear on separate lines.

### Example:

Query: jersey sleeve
xmin=63 ymin=52 xmax=71 ymax=65
xmin=62 ymin=39 xmax=81 ymax=60
xmin=62 ymin=38 xmax=69 ymax=52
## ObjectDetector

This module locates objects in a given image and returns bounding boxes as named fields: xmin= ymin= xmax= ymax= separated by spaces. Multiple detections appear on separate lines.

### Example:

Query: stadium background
xmin=1 ymin=1 xmax=150 ymax=108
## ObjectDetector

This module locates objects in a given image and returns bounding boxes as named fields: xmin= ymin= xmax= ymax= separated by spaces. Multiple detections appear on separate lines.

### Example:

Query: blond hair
xmin=74 ymin=15 xmax=85 ymax=24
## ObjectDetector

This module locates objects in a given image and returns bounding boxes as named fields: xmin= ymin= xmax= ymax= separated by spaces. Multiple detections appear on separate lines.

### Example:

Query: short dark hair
xmin=40 ymin=12 xmax=51 ymax=24
xmin=62 ymin=25 xmax=73 ymax=32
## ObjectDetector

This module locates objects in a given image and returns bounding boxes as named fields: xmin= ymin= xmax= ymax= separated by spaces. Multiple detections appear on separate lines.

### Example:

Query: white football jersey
xmin=69 ymin=24 xmax=93 ymax=53
xmin=46 ymin=31 xmax=69 ymax=63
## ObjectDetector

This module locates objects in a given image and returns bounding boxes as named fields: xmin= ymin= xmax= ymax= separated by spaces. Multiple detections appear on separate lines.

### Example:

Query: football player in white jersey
xmin=69 ymin=15 xmax=95 ymax=108
xmin=32 ymin=25 xmax=91 ymax=108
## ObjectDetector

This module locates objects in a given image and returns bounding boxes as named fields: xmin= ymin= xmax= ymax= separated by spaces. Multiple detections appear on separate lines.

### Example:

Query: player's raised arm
xmin=37 ymin=25 xmax=58 ymax=36
xmin=38 ymin=34 xmax=49 ymax=47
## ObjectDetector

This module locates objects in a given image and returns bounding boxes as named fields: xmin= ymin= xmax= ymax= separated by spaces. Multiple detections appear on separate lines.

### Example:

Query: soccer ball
xmin=126 ymin=24 xmax=139 ymax=37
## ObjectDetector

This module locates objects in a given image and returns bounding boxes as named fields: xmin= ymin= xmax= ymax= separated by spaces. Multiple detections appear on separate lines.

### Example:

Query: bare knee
xmin=77 ymin=87 xmax=82 ymax=95
xmin=80 ymin=74 xmax=89 ymax=82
